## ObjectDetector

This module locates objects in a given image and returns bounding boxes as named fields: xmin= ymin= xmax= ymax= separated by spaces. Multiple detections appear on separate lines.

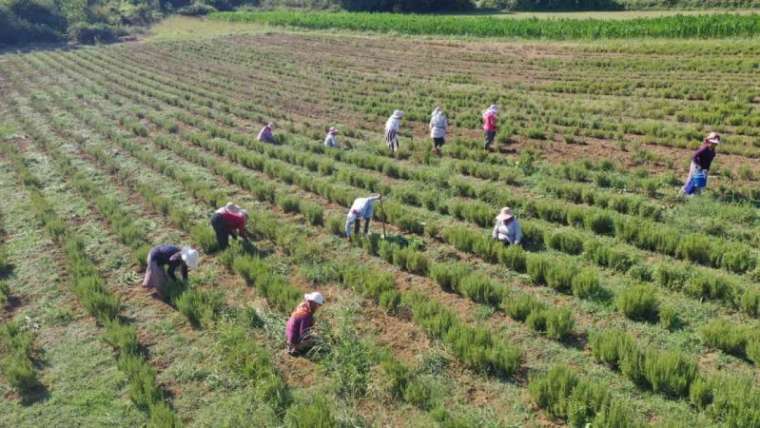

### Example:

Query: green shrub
xmin=548 ymin=229 xmax=585 ymax=255
xmin=571 ymin=267 xmax=601 ymax=299
xmin=403 ymin=378 xmax=434 ymax=410
xmin=546 ymin=308 xmax=574 ymax=340
xmin=175 ymin=288 xmax=224 ymax=328
xmin=746 ymin=336 xmax=760 ymax=365
xmin=526 ymin=253 xmax=551 ymax=285
xmin=327 ymin=215 xmax=344 ymax=236
xmin=584 ymin=241 xmax=636 ymax=273
xmin=284 ymin=397 xmax=336 ymax=428
xmin=643 ymin=350 xmax=696 ymax=398
xmin=658 ymin=305 xmax=681 ymax=331
xmin=191 ymin=222 xmax=219 ymax=253
xmin=1 ymin=355 xmax=38 ymax=393
xmin=458 ymin=273 xmax=503 ymax=306
xmin=148 ymin=402 xmax=180 ymax=427
xmin=430 ymin=262 xmax=470 ymax=293
xmin=585 ymin=212 xmax=615 ymax=235
xmin=118 ymin=354 xmax=162 ymax=410
xmin=497 ymin=244 xmax=526 ymax=273
xmin=567 ymin=380 xmax=610 ymax=427
xmin=675 ymin=234 xmax=712 ymax=266
xmin=503 ymin=293 xmax=545 ymax=322
xmin=700 ymin=319 xmax=747 ymax=357
xmin=278 ymin=195 xmax=301 ymax=214
xmin=741 ymin=289 xmax=760 ymax=317
xmin=589 ymin=329 xmax=635 ymax=369
xmin=301 ymin=203 xmax=324 ymax=226
xmin=592 ymin=399 xmax=642 ymax=428
xmin=689 ymin=377 xmax=714 ymax=410
xmin=103 ymin=321 xmax=139 ymax=356
xmin=379 ymin=290 xmax=401 ymax=314
xmin=529 ymin=365 xmax=578 ymax=419
xmin=616 ymin=284 xmax=659 ymax=323
xmin=526 ymin=310 xmax=547 ymax=332
xmin=546 ymin=263 xmax=577 ymax=293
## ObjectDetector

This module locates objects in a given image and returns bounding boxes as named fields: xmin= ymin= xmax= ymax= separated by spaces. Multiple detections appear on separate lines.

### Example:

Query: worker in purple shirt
xmin=285 ymin=292 xmax=324 ymax=356
xmin=682 ymin=132 xmax=720 ymax=196
xmin=142 ymin=245 xmax=199 ymax=299
xmin=257 ymin=123 xmax=275 ymax=144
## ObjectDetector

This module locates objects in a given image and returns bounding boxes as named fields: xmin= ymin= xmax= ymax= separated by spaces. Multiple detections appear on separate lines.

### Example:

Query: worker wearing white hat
xmin=682 ymin=132 xmax=721 ymax=196
xmin=286 ymin=292 xmax=325 ymax=355
xmin=142 ymin=245 xmax=199 ymax=299
xmin=345 ymin=194 xmax=382 ymax=238
xmin=210 ymin=202 xmax=249 ymax=250
xmin=492 ymin=207 xmax=522 ymax=246
xmin=385 ymin=110 xmax=404 ymax=153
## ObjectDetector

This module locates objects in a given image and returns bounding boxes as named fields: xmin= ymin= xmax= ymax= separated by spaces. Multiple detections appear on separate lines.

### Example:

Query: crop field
xmin=1 ymin=20 xmax=759 ymax=427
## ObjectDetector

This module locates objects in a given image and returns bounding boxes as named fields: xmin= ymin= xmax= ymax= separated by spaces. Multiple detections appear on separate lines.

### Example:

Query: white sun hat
xmin=496 ymin=207 xmax=514 ymax=222
xmin=304 ymin=291 xmax=325 ymax=305
xmin=225 ymin=202 xmax=242 ymax=214
xmin=180 ymin=247 xmax=200 ymax=270
xmin=392 ymin=110 xmax=404 ymax=119
xmin=706 ymin=132 xmax=721 ymax=144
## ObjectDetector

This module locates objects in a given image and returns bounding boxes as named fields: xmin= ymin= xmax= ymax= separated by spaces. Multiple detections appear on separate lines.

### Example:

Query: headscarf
xmin=386 ymin=110 xmax=404 ymax=132
xmin=495 ymin=207 xmax=514 ymax=223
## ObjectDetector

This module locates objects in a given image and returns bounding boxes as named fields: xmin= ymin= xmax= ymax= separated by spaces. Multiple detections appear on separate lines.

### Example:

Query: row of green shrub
xmin=590 ymin=328 xmax=760 ymax=425
xmin=0 ymin=321 xmax=40 ymax=396
xmin=700 ymin=319 xmax=760 ymax=364
xmin=0 ymin=141 xmax=179 ymax=425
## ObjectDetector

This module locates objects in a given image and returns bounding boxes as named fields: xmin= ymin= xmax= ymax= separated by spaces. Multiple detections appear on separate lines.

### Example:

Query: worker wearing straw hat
xmin=492 ymin=207 xmax=523 ymax=246
xmin=682 ymin=132 xmax=721 ymax=196
xmin=142 ymin=245 xmax=199 ymax=298
xmin=385 ymin=110 xmax=404 ymax=153
xmin=286 ymin=291 xmax=324 ymax=356
xmin=210 ymin=202 xmax=249 ymax=250
xmin=483 ymin=104 xmax=499 ymax=151
xmin=345 ymin=194 xmax=382 ymax=238
xmin=324 ymin=127 xmax=339 ymax=148
xmin=429 ymin=106 xmax=449 ymax=154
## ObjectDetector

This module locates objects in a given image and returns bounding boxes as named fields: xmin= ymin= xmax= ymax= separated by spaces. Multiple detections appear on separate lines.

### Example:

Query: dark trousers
xmin=484 ymin=130 xmax=496 ymax=149
xmin=211 ymin=213 xmax=230 ymax=250
xmin=354 ymin=218 xmax=370 ymax=236
xmin=433 ymin=137 xmax=445 ymax=150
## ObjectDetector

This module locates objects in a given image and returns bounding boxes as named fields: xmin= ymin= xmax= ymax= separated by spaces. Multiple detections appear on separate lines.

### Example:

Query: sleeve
xmin=167 ymin=260 xmax=178 ymax=280
xmin=492 ymin=223 xmax=499 ymax=239
xmin=299 ymin=315 xmax=314 ymax=339
xmin=514 ymin=222 xmax=523 ymax=244
xmin=693 ymin=147 xmax=707 ymax=169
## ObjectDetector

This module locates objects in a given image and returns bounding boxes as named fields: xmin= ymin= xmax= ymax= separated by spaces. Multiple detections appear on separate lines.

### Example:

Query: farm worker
xmin=324 ymin=127 xmax=339 ymax=148
xmin=345 ymin=194 xmax=382 ymax=238
xmin=142 ymin=245 xmax=199 ymax=298
xmin=385 ymin=110 xmax=404 ymax=153
xmin=286 ymin=291 xmax=324 ymax=355
xmin=210 ymin=202 xmax=249 ymax=250
xmin=257 ymin=123 xmax=275 ymax=144
xmin=681 ymin=132 xmax=720 ymax=196
xmin=492 ymin=207 xmax=523 ymax=246
xmin=482 ymin=104 xmax=499 ymax=151
xmin=429 ymin=107 xmax=448 ymax=154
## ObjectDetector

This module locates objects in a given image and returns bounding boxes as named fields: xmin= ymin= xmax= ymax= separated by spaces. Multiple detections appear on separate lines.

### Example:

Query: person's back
xmin=151 ymin=244 xmax=180 ymax=266
xmin=286 ymin=302 xmax=314 ymax=345
xmin=257 ymin=124 xmax=274 ymax=143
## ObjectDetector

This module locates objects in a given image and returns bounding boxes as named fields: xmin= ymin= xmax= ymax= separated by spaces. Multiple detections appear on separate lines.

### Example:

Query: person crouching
xmin=286 ymin=292 xmax=324 ymax=356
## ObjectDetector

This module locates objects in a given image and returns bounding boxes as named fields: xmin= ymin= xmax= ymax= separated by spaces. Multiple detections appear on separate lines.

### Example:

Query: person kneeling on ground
xmin=286 ymin=292 xmax=324 ymax=356
xmin=324 ymin=127 xmax=339 ymax=148
xmin=492 ymin=207 xmax=522 ymax=246
xmin=345 ymin=194 xmax=382 ymax=238
xmin=210 ymin=202 xmax=249 ymax=250
xmin=257 ymin=123 xmax=275 ymax=144
xmin=143 ymin=245 xmax=199 ymax=298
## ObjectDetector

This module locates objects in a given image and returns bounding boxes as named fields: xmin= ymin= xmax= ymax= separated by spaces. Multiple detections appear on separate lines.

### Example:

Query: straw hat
xmin=391 ymin=110 xmax=404 ymax=119
xmin=496 ymin=207 xmax=514 ymax=222
xmin=328 ymin=127 xmax=338 ymax=134
xmin=304 ymin=291 xmax=324 ymax=305
xmin=488 ymin=104 xmax=499 ymax=113
xmin=180 ymin=247 xmax=200 ymax=270
xmin=705 ymin=132 xmax=720 ymax=144
xmin=225 ymin=202 xmax=242 ymax=214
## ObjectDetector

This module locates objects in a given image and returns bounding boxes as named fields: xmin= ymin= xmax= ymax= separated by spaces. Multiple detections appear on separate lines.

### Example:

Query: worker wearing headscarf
xmin=257 ymin=123 xmax=275 ymax=144
xmin=492 ymin=207 xmax=522 ymax=246
xmin=210 ymin=202 xmax=249 ymax=250
xmin=429 ymin=107 xmax=448 ymax=154
xmin=286 ymin=291 xmax=324 ymax=355
xmin=682 ymin=132 xmax=720 ymax=196
xmin=385 ymin=110 xmax=404 ymax=153
xmin=142 ymin=245 xmax=199 ymax=298
xmin=345 ymin=194 xmax=382 ymax=238
xmin=324 ymin=127 xmax=339 ymax=148
xmin=483 ymin=105 xmax=499 ymax=151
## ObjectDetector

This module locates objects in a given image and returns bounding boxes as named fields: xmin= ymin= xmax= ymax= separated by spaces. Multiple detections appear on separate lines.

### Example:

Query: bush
xmin=548 ymin=229 xmax=584 ymax=255
xmin=430 ymin=262 xmax=470 ymax=293
xmin=643 ymin=350 xmax=697 ymax=398
xmin=585 ymin=212 xmax=615 ymax=235
xmin=526 ymin=310 xmax=547 ymax=332
xmin=658 ymin=305 xmax=681 ymax=331
xmin=301 ymin=202 xmax=324 ymax=226
xmin=68 ymin=22 xmax=123 ymax=45
xmin=278 ymin=195 xmax=301 ymax=214
xmin=571 ymin=267 xmax=601 ymax=299
xmin=284 ymin=397 xmax=336 ymax=428
xmin=458 ymin=272 xmax=503 ymax=306
xmin=403 ymin=378 xmax=434 ymax=410
xmin=546 ymin=308 xmax=574 ymax=340
xmin=175 ymin=288 xmax=224 ymax=328
xmin=118 ymin=354 xmax=162 ymax=410
xmin=503 ymin=293 xmax=545 ymax=322
xmin=498 ymin=244 xmax=526 ymax=273
xmin=529 ymin=365 xmax=578 ymax=419
xmin=546 ymin=263 xmax=577 ymax=293
xmin=700 ymin=319 xmax=747 ymax=357
xmin=191 ymin=222 xmax=219 ymax=253
xmin=616 ymin=284 xmax=659 ymax=322
xmin=103 ymin=321 xmax=139 ymax=356
xmin=526 ymin=253 xmax=550 ymax=285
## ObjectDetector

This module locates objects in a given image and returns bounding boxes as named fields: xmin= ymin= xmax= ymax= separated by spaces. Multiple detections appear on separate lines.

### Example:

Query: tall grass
xmin=211 ymin=11 xmax=760 ymax=40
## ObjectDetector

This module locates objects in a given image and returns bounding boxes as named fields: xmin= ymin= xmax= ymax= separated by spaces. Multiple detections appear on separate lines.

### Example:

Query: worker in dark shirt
xmin=682 ymin=132 xmax=720 ymax=195
xmin=142 ymin=245 xmax=199 ymax=298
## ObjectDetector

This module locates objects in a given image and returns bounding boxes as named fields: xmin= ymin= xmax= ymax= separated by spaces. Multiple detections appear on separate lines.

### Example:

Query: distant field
xmin=479 ymin=9 xmax=760 ymax=19
xmin=211 ymin=10 xmax=760 ymax=39
xmin=2 ymin=15 xmax=760 ymax=428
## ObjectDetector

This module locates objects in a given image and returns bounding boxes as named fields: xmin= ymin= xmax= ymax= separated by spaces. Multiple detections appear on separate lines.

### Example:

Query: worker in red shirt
xmin=210 ymin=202 xmax=249 ymax=250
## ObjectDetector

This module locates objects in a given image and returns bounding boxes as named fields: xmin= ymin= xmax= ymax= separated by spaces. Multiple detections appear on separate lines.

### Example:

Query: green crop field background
xmin=0 ymin=13 xmax=759 ymax=428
